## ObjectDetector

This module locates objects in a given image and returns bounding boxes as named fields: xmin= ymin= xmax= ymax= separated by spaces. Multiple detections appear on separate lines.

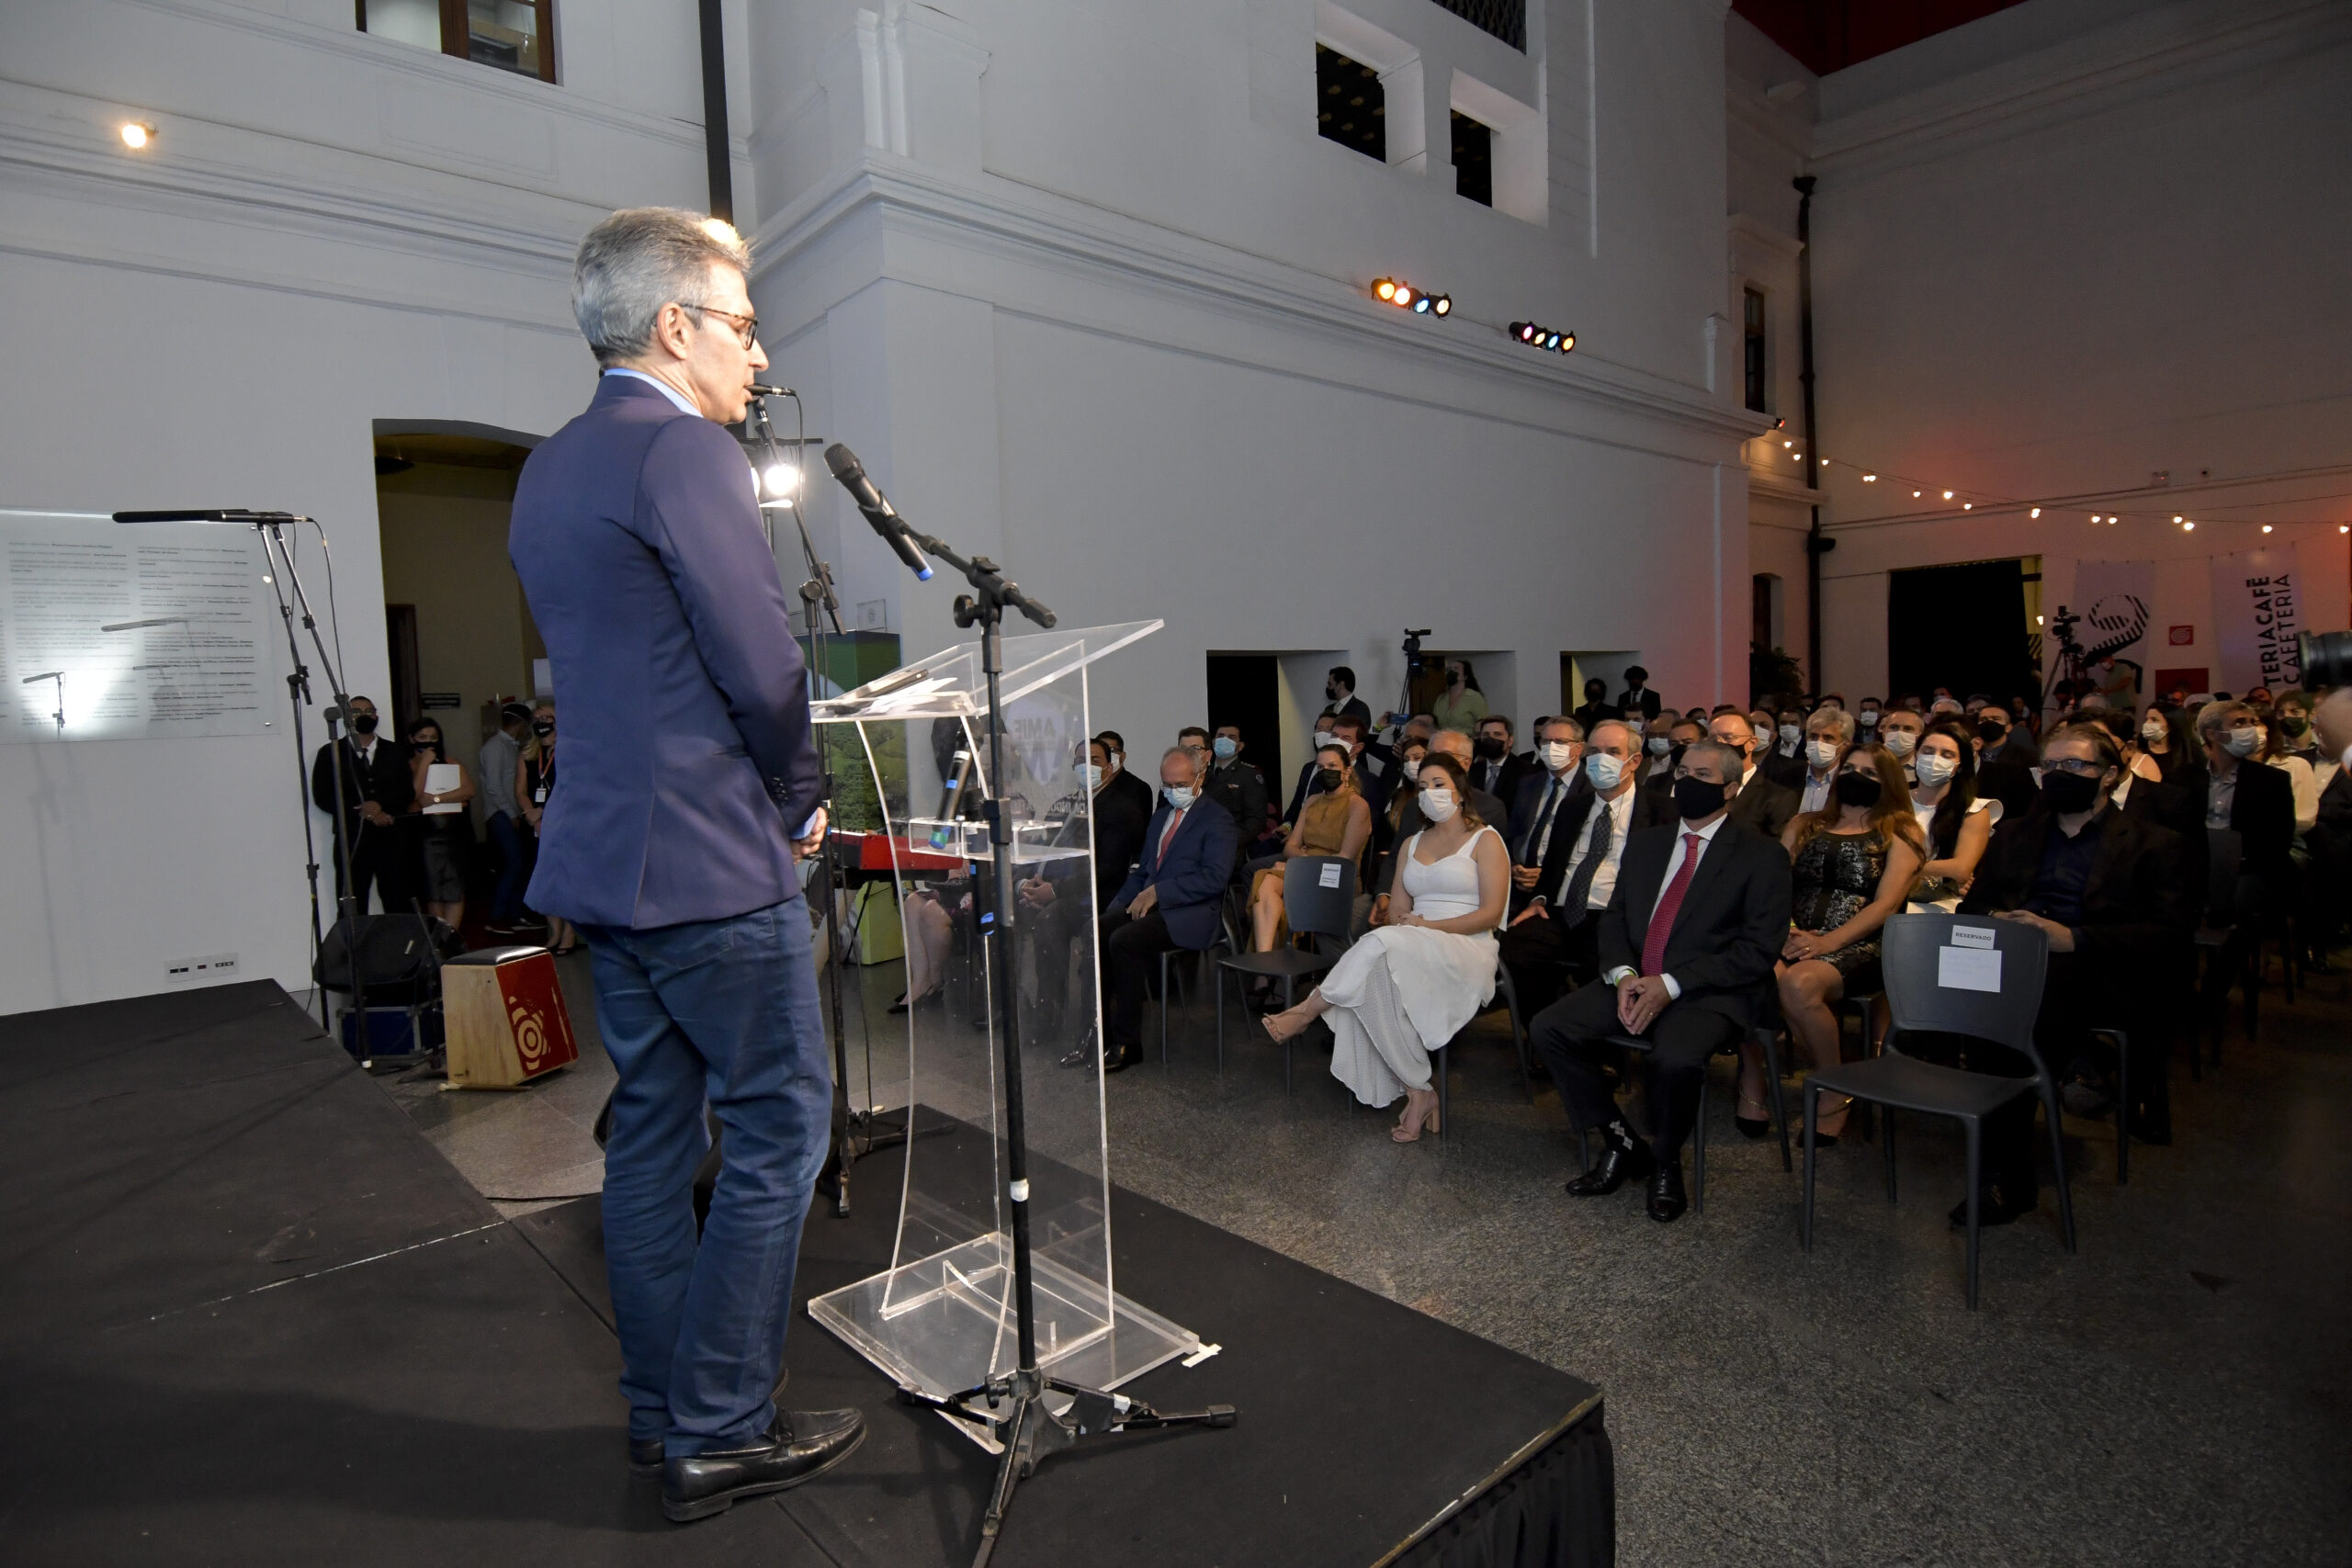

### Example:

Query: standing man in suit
xmin=1318 ymin=665 xmax=1374 ymax=732
xmin=1093 ymin=729 xmax=1158 ymax=829
xmin=310 ymin=694 xmax=414 ymax=914
xmin=1092 ymin=747 xmax=1239 ymax=1072
xmin=1615 ymin=665 xmax=1662 ymax=725
xmin=1960 ymin=725 xmax=2190 ymax=1213
xmin=1531 ymin=740 xmax=1792 ymax=1223
xmin=1499 ymin=718 xmax=1640 ymax=1013
xmin=508 ymin=209 xmax=861 ymax=1521
xmin=1470 ymin=715 xmax=1536 ymax=803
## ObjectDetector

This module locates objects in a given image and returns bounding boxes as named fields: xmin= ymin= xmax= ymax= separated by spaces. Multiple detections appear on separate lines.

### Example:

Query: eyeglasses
xmin=2043 ymin=758 xmax=2108 ymax=777
xmin=683 ymin=303 xmax=759 ymax=348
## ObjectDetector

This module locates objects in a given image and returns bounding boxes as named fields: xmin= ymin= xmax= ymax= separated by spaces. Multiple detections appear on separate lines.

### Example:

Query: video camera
xmin=2302 ymin=629 xmax=2352 ymax=690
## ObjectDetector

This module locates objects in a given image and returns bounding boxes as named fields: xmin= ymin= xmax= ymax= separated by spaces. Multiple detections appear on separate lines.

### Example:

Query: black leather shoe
xmin=630 ymin=1436 xmax=663 ymax=1475
xmin=1645 ymin=1161 xmax=1688 ymax=1224
xmin=1734 ymin=1115 xmax=1771 ymax=1140
xmin=1948 ymin=1188 xmax=2036 ymax=1228
xmin=662 ymin=1409 xmax=865 ymax=1523
xmin=1565 ymin=1137 xmax=1653 ymax=1197
xmin=1102 ymin=1044 xmax=1144 ymax=1075
xmin=1057 ymin=1044 xmax=1100 ymax=1069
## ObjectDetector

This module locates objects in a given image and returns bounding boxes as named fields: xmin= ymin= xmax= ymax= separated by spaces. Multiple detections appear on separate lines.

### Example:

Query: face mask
xmin=2222 ymin=727 xmax=2261 ymax=758
xmin=1163 ymin=785 xmax=1196 ymax=809
xmin=1539 ymin=741 xmax=1576 ymax=772
xmin=1213 ymin=736 xmax=1237 ymax=759
xmin=2141 ymin=718 xmax=2168 ymax=743
xmin=2281 ymin=716 xmax=2310 ymax=739
xmin=1325 ymin=685 xmax=1339 ymax=702
xmin=1107 ymin=750 xmax=1124 ymax=773
xmin=1401 ymin=757 xmax=1422 ymax=781
xmin=413 ymin=736 xmax=441 ymax=757
xmin=1474 ymin=736 xmax=1507 ymax=760
xmin=1314 ymin=767 xmax=1343 ymax=792
xmin=1311 ymin=730 xmax=1334 ymax=751
xmin=531 ymin=720 xmax=554 ymax=738
xmin=1778 ymin=724 xmax=1802 ymax=745
xmin=1912 ymin=750 xmax=1958 ymax=788
xmin=1079 ymin=763 xmax=1103 ymax=790
xmin=1859 ymin=709 xmax=1880 ymax=726
xmin=1646 ymin=736 xmax=1672 ymax=756
xmin=1977 ymin=719 xmax=2008 ymax=745
xmin=1585 ymin=753 xmax=1627 ymax=790
xmin=1418 ymin=786 xmax=1459 ymax=823
xmin=1672 ymin=775 xmax=1727 ymax=820
xmin=1806 ymin=738 xmax=1842 ymax=771
xmin=1882 ymin=728 xmax=1916 ymax=758
xmin=1833 ymin=771 xmax=1883 ymax=808
xmin=2041 ymin=770 xmax=2101 ymax=814
xmin=351 ymin=713 xmax=379 ymax=735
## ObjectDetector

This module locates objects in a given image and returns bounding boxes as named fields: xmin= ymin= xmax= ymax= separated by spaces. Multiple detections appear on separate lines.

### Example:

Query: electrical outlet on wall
xmin=164 ymin=953 xmax=241 ymax=987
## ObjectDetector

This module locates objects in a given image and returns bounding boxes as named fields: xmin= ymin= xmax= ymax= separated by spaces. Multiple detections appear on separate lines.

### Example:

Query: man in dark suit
xmin=310 ymin=694 xmax=415 ymax=914
xmin=2193 ymin=699 xmax=2298 ymax=1017
xmin=1636 ymin=712 xmax=1796 ymax=841
xmin=507 ymin=208 xmax=860 ymax=1517
xmin=1371 ymin=728 xmax=1505 ymax=920
xmin=1499 ymin=718 xmax=1640 ymax=1013
xmin=1470 ymin=715 xmax=1537 ymax=803
xmin=1093 ymin=747 xmax=1239 ymax=1071
xmin=1614 ymin=665 xmax=1663 ymax=725
xmin=1960 ymin=724 xmax=2191 ymax=1217
xmin=1974 ymin=712 xmax=2040 ymax=820
xmin=1202 ymin=724 xmax=1268 ymax=864
xmin=1283 ymin=712 xmax=1385 ymax=825
xmin=1317 ymin=665 xmax=1374 ymax=732
xmin=1531 ymin=740 xmax=1792 ymax=1223
xmin=1022 ymin=738 xmax=1152 ymax=1039
xmin=1094 ymin=729 xmax=1158 ymax=829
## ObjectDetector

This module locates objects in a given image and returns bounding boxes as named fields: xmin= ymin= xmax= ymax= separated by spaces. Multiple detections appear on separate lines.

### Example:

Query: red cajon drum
xmin=443 ymin=946 xmax=581 ymax=1089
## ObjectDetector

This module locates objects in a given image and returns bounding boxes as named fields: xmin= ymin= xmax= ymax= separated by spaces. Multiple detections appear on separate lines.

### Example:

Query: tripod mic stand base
xmin=897 ymin=1367 xmax=1234 ymax=1567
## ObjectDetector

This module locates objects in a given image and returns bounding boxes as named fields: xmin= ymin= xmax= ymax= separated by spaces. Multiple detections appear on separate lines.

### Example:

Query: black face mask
xmin=532 ymin=720 xmax=555 ymax=738
xmin=1314 ymin=767 xmax=1343 ymax=793
xmin=1673 ymin=776 xmax=1728 ymax=820
xmin=1833 ymin=772 xmax=1883 ymax=808
xmin=350 ymin=713 xmax=378 ymax=735
xmin=1978 ymin=718 xmax=2008 ymax=744
xmin=1325 ymin=685 xmax=1339 ymax=702
xmin=413 ymin=736 xmax=442 ymax=758
xmin=2281 ymin=716 xmax=2311 ymax=738
xmin=1474 ymin=736 xmax=1507 ymax=760
xmin=2041 ymin=770 xmax=2101 ymax=814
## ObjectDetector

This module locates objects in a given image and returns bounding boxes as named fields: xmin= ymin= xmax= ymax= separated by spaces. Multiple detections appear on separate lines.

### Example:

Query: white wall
xmin=1799 ymin=0 xmax=2352 ymax=696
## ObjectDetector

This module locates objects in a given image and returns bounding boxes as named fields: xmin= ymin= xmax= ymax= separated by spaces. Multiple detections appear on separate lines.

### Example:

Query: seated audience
xmin=1531 ymin=740 xmax=1792 ymax=1224
xmin=1973 ymin=712 xmax=2040 ymax=818
xmin=1430 ymin=658 xmax=1489 ymax=733
xmin=1643 ymin=710 xmax=1798 ymax=840
xmin=2273 ymin=689 xmax=2323 ymax=766
xmin=1263 ymin=754 xmax=1509 ymax=1143
xmin=1763 ymin=706 xmax=1808 ymax=788
xmin=1876 ymin=705 xmax=1923 ymax=779
xmin=1471 ymin=714 xmax=1535 ymax=802
xmin=1791 ymin=706 xmax=1857 ymax=814
xmin=1203 ymin=723 xmax=1268 ymax=865
xmin=1616 ymin=665 xmax=1663 ymax=723
xmin=1250 ymin=742 xmax=1373 ymax=973
xmin=1283 ymin=712 xmax=1384 ymax=824
xmin=1956 ymin=724 xmax=2191 ymax=1216
xmin=1742 ymin=746 xmax=1924 ymax=1142
xmin=1373 ymin=729 xmax=1507 ymax=922
xmin=1907 ymin=717 xmax=1996 ymax=908
xmin=1499 ymin=718 xmax=1639 ymax=1014
xmin=1634 ymin=715 xmax=1679 ymax=788
xmin=1011 ymin=738 xmax=1151 ymax=1025
xmin=1093 ymin=729 xmax=1157 ymax=826
xmin=2075 ymin=706 xmax=2205 ymax=913
xmin=2138 ymin=703 xmax=2198 ymax=782
xmin=1090 ymin=747 xmax=1239 ymax=1073
xmin=2253 ymin=707 xmax=2322 ymax=835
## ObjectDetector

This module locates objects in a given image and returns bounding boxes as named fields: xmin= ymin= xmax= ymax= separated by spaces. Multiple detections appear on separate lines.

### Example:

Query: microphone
xmin=822 ymin=444 xmax=933 ymax=581
xmin=112 ymin=509 xmax=304 ymax=525
xmin=749 ymin=383 xmax=796 ymax=397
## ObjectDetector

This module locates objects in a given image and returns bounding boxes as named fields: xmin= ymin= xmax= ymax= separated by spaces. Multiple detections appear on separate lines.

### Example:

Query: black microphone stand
xmin=750 ymin=394 xmax=913 ymax=1217
xmin=842 ymin=498 xmax=1232 ymax=1568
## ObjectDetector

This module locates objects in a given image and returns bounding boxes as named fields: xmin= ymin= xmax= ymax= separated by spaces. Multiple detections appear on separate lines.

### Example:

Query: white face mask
xmin=1882 ymin=728 xmax=1917 ymax=757
xmin=1646 ymin=736 xmax=1673 ymax=756
xmin=1401 ymin=757 xmax=1422 ymax=781
xmin=1539 ymin=740 xmax=1576 ymax=773
xmin=2222 ymin=727 xmax=2261 ymax=759
xmin=1162 ymin=784 xmax=1195 ymax=809
xmin=1311 ymin=730 xmax=1334 ymax=751
xmin=1585 ymin=752 xmax=1627 ymax=790
xmin=1418 ymin=786 xmax=1459 ymax=823
xmin=1859 ymin=710 xmax=1880 ymax=726
xmin=1806 ymin=738 xmax=1843 ymax=771
xmin=1105 ymin=751 xmax=1123 ymax=775
xmin=2141 ymin=718 xmax=2168 ymax=742
xmin=1079 ymin=763 xmax=1103 ymax=790
xmin=1912 ymin=750 xmax=1958 ymax=787
xmin=1778 ymin=724 xmax=1802 ymax=745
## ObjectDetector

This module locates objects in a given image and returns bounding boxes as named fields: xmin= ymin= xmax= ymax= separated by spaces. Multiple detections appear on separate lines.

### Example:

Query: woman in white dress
xmin=1262 ymin=753 xmax=1510 ymax=1142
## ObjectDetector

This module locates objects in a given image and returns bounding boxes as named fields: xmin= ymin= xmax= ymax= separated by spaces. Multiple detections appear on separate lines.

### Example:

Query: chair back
xmin=1878 ymin=911 xmax=2051 ymax=1071
xmin=1283 ymin=856 xmax=1357 ymax=942
xmin=2204 ymin=827 xmax=2243 ymax=924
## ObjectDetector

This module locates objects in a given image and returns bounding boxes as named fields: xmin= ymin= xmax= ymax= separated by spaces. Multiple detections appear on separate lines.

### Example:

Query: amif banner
xmin=2070 ymin=559 xmax=2156 ymax=703
xmin=2208 ymin=546 xmax=2308 ymax=693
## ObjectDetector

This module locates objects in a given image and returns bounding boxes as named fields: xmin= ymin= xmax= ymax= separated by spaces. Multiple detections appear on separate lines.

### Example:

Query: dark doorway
xmin=1206 ymin=653 xmax=1281 ymax=820
xmin=385 ymin=604 xmax=422 ymax=730
xmin=1888 ymin=558 xmax=2035 ymax=705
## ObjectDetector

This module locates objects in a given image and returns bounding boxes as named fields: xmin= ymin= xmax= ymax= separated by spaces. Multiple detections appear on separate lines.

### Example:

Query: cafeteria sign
xmin=2207 ymin=547 xmax=2306 ymax=694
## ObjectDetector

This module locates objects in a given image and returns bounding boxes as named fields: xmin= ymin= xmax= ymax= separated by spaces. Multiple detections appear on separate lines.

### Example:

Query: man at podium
xmin=510 ymin=208 xmax=864 ymax=1522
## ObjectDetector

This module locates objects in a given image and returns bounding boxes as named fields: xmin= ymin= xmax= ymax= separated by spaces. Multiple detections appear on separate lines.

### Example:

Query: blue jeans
xmin=578 ymin=897 xmax=832 ymax=1455
xmin=485 ymin=810 xmax=530 ymax=923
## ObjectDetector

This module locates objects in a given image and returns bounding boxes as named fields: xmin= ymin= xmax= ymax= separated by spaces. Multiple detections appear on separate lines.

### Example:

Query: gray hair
xmin=571 ymin=208 xmax=752 ymax=366
xmin=1807 ymin=706 xmax=1858 ymax=745
xmin=1680 ymin=739 xmax=1745 ymax=777
xmin=1160 ymin=745 xmax=1206 ymax=781
xmin=1536 ymin=715 xmax=1584 ymax=743
xmin=2196 ymin=699 xmax=2255 ymax=739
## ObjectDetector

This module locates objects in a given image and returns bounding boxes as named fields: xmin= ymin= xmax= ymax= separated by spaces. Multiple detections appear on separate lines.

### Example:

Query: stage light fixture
xmin=1411 ymin=293 xmax=1432 ymax=313
xmin=1510 ymin=319 xmax=1575 ymax=355
xmin=1374 ymin=278 xmax=1397 ymax=300
xmin=1430 ymin=294 xmax=1452 ymax=316
xmin=120 ymin=122 xmax=154 ymax=150
xmin=763 ymin=460 xmax=800 ymax=496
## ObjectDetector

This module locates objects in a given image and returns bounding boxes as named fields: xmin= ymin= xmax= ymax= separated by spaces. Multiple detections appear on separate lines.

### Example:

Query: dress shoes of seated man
xmin=1530 ymin=741 xmax=1792 ymax=1223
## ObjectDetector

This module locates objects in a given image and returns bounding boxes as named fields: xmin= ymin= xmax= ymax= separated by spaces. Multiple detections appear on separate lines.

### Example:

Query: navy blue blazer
xmin=508 ymin=375 xmax=822 ymax=929
xmin=1113 ymin=798 xmax=1239 ymax=950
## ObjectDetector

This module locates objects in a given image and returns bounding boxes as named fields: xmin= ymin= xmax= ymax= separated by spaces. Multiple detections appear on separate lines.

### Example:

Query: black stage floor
xmin=0 ymin=982 xmax=1610 ymax=1566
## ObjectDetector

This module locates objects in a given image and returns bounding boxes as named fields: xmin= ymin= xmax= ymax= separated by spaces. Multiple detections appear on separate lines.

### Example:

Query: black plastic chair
xmin=1578 ymin=982 xmax=1792 ymax=1212
xmin=1214 ymin=856 xmax=1355 ymax=1088
xmin=1157 ymin=931 xmax=1231 ymax=1065
xmin=2192 ymin=828 xmax=2245 ymax=1074
xmin=1424 ymin=958 xmax=1533 ymax=1142
xmin=1800 ymin=912 xmax=2070 ymax=1310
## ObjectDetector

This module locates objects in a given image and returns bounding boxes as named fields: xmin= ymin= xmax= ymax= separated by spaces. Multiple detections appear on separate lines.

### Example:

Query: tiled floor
xmin=389 ymin=938 xmax=2352 ymax=1566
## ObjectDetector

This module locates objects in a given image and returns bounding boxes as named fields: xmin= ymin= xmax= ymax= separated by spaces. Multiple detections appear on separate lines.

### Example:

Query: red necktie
xmin=1158 ymin=806 xmax=1185 ymax=863
xmin=1640 ymin=832 xmax=1703 ymax=977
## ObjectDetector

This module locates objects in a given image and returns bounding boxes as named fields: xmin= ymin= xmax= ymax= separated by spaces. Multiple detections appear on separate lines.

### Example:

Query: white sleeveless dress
xmin=1323 ymin=827 xmax=1500 ymax=1106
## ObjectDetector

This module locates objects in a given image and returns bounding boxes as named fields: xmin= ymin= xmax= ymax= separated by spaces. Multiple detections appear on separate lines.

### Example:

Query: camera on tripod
xmin=1386 ymin=628 xmax=1434 ymax=730
xmin=1401 ymin=627 xmax=1432 ymax=673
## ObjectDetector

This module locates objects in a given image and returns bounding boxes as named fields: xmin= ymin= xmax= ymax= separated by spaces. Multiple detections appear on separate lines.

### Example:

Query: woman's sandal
xmin=1391 ymin=1093 xmax=1440 ymax=1143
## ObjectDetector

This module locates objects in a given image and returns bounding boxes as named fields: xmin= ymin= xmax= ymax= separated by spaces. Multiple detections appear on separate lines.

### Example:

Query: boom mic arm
xmin=820 ymin=445 xmax=933 ymax=581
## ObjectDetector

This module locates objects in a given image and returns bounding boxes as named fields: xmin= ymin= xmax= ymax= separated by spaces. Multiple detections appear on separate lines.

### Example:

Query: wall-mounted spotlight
xmin=120 ymin=122 xmax=155 ymax=150
xmin=1372 ymin=278 xmax=1450 ymax=316
xmin=1509 ymin=321 xmax=1576 ymax=355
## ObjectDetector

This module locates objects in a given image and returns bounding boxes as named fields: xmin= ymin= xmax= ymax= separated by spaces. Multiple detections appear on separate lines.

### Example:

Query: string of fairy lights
xmin=1753 ymin=422 xmax=2352 ymax=537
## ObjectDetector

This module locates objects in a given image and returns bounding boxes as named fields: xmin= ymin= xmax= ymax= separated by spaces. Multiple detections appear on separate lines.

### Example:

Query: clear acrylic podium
xmin=805 ymin=619 xmax=1208 ymax=1423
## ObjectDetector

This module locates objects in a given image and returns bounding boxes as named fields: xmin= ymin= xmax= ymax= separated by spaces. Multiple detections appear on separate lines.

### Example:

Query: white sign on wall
xmin=1 ymin=512 xmax=277 ymax=743
xmin=2207 ymin=546 xmax=2308 ymax=694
